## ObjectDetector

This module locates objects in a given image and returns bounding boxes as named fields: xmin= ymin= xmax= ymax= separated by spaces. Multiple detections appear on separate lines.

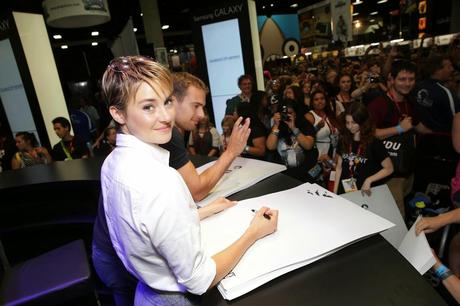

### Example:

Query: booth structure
xmin=0 ymin=11 xmax=69 ymax=148
xmin=191 ymin=0 xmax=263 ymax=133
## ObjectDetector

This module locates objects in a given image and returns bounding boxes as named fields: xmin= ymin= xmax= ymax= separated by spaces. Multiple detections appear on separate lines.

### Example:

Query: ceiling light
xmin=133 ymin=27 xmax=138 ymax=32
xmin=270 ymin=3 xmax=274 ymax=7
xmin=262 ymin=5 xmax=265 ymax=9
xmin=353 ymin=0 xmax=362 ymax=5
xmin=53 ymin=34 xmax=62 ymax=39
xmin=305 ymin=52 xmax=312 ymax=56
xmin=290 ymin=3 xmax=298 ymax=8
xmin=91 ymin=31 xmax=99 ymax=36
xmin=370 ymin=11 xmax=378 ymax=15
xmin=162 ymin=25 xmax=170 ymax=30
xmin=377 ymin=0 xmax=388 ymax=3
xmin=61 ymin=45 xmax=68 ymax=49
xmin=371 ymin=42 xmax=380 ymax=46
xmin=390 ymin=38 xmax=404 ymax=44
xmin=140 ymin=13 xmax=143 ymax=16
xmin=370 ymin=19 xmax=375 ymax=22
xmin=92 ymin=42 xmax=98 ymax=46
xmin=352 ymin=12 xmax=359 ymax=16
xmin=354 ymin=21 xmax=361 ymax=28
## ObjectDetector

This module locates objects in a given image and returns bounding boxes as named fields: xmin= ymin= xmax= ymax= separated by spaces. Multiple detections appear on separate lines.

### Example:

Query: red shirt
xmin=367 ymin=93 xmax=417 ymax=128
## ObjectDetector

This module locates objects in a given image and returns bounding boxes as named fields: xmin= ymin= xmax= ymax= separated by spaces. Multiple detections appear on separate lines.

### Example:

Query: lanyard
xmin=387 ymin=91 xmax=408 ymax=119
xmin=348 ymin=143 xmax=362 ymax=178
xmin=60 ymin=140 xmax=73 ymax=160
xmin=321 ymin=114 xmax=336 ymax=134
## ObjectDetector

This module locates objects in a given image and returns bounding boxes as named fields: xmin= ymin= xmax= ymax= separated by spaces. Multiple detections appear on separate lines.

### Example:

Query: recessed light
xmin=53 ymin=34 xmax=62 ymax=39
xmin=290 ymin=3 xmax=298 ymax=8
xmin=270 ymin=3 xmax=274 ymax=7
xmin=370 ymin=11 xmax=378 ymax=15
xmin=140 ymin=13 xmax=143 ymax=16
xmin=262 ymin=5 xmax=265 ymax=9
xmin=162 ymin=25 xmax=170 ymax=30
xmin=92 ymin=42 xmax=98 ymax=46
xmin=133 ymin=28 xmax=138 ymax=32
xmin=353 ymin=0 xmax=362 ymax=5
xmin=61 ymin=45 xmax=68 ymax=49
xmin=370 ymin=19 xmax=375 ymax=22
xmin=377 ymin=0 xmax=388 ymax=3
xmin=91 ymin=31 xmax=99 ymax=36
xmin=352 ymin=12 xmax=359 ymax=16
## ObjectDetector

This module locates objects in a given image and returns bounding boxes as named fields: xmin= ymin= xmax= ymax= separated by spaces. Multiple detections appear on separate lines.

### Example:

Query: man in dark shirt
xmin=415 ymin=55 xmax=459 ymax=133
xmin=51 ymin=117 xmax=89 ymax=161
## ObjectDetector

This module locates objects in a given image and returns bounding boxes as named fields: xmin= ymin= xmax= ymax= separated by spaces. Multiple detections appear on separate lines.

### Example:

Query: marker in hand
xmin=251 ymin=209 xmax=271 ymax=220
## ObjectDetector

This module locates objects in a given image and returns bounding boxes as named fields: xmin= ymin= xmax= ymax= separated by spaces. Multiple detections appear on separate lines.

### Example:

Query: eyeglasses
xmin=107 ymin=55 xmax=154 ymax=73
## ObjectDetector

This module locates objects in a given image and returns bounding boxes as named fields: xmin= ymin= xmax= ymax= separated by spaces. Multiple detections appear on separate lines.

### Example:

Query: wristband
xmin=292 ymin=128 xmax=301 ymax=137
xmin=395 ymin=124 xmax=404 ymax=135
xmin=434 ymin=264 xmax=454 ymax=280
xmin=271 ymin=129 xmax=279 ymax=136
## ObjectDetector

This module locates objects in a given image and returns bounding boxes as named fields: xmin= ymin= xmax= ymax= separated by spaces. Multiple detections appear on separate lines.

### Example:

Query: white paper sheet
xmin=340 ymin=184 xmax=408 ymax=249
xmin=200 ymin=183 xmax=394 ymax=299
xmin=398 ymin=215 xmax=436 ymax=275
xmin=195 ymin=157 xmax=286 ymax=207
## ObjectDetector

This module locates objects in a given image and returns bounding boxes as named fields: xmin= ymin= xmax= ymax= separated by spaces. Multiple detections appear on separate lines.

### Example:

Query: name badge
xmin=341 ymin=178 xmax=357 ymax=193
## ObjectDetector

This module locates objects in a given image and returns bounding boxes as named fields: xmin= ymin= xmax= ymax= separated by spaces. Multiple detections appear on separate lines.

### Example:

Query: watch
xmin=244 ymin=145 xmax=250 ymax=153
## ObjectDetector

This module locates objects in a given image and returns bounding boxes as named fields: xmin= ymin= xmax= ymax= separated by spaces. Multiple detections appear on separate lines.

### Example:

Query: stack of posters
xmin=196 ymin=157 xmax=286 ymax=207
xmin=200 ymin=183 xmax=394 ymax=300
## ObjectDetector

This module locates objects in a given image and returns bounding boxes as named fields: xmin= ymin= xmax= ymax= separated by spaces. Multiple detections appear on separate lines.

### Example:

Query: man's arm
xmin=178 ymin=117 xmax=251 ymax=201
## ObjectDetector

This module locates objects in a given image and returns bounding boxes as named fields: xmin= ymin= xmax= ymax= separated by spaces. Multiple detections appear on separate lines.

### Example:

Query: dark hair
xmin=339 ymin=102 xmax=375 ymax=153
xmin=277 ymin=99 xmax=301 ymax=146
xmin=237 ymin=74 xmax=253 ymax=87
xmin=52 ymin=117 xmax=71 ymax=132
xmin=15 ymin=131 xmax=38 ymax=147
xmin=284 ymin=85 xmax=304 ymax=106
xmin=310 ymin=90 xmax=338 ymax=127
xmin=390 ymin=59 xmax=416 ymax=79
xmin=421 ymin=54 xmax=451 ymax=79
xmin=336 ymin=73 xmax=354 ymax=92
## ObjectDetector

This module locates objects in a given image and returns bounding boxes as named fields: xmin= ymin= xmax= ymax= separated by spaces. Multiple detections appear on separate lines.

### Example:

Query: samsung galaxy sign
xmin=193 ymin=4 xmax=243 ymax=22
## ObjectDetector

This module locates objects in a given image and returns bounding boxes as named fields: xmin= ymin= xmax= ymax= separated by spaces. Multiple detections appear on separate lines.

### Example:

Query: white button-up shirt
xmin=101 ymin=133 xmax=216 ymax=294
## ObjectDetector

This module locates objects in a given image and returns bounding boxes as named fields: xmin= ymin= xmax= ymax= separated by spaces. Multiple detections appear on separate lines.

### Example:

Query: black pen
xmin=251 ymin=209 xmax=271 ymax=220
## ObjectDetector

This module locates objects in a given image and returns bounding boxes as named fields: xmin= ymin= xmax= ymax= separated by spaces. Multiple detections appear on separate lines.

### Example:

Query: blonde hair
xmin=102 ymin=56 xmax=173 ymax=117
xmin=173 ymin=72 xmax=209 ymax=102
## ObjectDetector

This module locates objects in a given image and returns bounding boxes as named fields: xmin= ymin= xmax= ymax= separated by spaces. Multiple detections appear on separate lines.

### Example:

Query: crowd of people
xmin=1 ymin=37 xmax=460 ymax=304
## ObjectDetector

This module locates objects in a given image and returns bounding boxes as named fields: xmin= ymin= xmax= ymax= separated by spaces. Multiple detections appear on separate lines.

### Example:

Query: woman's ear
xmin=109 ymin=106 xmax=126 ymax=126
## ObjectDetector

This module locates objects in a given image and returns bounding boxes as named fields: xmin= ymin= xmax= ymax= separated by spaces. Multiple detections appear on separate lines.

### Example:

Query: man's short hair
xmin=172 ymin=72 xmax=209 ymax=102
xmin=237 ymin=74 xmax=253 ymax=87
xmin=102 ymin=56 xmax=172 ymax=116
xmin=390 ymin=59 xmax=416 ymax=79
xmin=52 ymin=117 xmax=71 ymax=131
xmin=422 ymin=54 xmax=451 ymax=78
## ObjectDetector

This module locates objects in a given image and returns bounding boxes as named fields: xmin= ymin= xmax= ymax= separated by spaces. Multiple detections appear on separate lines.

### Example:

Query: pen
xmin=251 ymin=209 xmax=271 ymax=220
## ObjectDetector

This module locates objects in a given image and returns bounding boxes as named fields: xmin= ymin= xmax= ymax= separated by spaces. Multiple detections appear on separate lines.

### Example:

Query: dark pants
xmin=135 ymin=282 xmax=202 ymax=306
xmin=92 ymin=244 xmax=137 ymax=306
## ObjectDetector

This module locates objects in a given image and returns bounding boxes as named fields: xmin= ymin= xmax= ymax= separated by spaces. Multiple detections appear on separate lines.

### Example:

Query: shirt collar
xmin=115 ymin=133 xmax=170 ymax=166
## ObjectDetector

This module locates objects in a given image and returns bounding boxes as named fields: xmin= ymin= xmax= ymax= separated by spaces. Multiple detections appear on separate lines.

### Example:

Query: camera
xmin=369 ymin=76 xmax=380 ymax=83
xmin=280 ymin=105 xmax=290 ymax=121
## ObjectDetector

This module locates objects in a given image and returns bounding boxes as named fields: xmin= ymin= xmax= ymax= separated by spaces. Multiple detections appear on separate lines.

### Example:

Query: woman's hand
xmin=272 ymin=112 xmax=281 ymax=127
xmin=248 ymin=207 xmax=278 ymax=240
xmin=361 ymin=178 xmax=372 ymax=196
xmin=198 ymin=198 xmax=237 ymax=220
xmin=286 ymin=114 xmax=296 ymax=130
xmin=415 ymin=215 xmax=447 ymax=235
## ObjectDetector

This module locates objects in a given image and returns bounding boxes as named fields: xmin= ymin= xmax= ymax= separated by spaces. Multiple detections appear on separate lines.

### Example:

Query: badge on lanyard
xmin=342 ymin=143 xmax=361 ymax=192
xmin=342 ymin=177 xmax=358 ymax=193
